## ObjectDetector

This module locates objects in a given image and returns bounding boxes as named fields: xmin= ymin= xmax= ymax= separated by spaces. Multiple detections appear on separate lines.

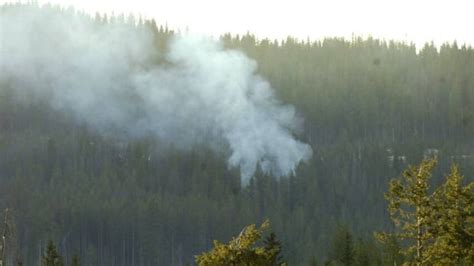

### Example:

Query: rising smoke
xmin=0 ymin=4 xmax=312 ymax=185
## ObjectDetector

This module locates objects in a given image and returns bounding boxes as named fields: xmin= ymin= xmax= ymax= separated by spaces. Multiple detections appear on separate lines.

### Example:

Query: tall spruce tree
xmin=428 ymin=165 xmax=474 ymax=264
xmin=379 ymin=159 xmax=437 ymax=265
xmin=378 ymin=159 xmax=474 ymax=265
xmin=327 ymin=225 xmax=354 ymax=266
xmin=264 ymin=232 xmax=285 ymax=266
xmin=42 ymin=240 xmax=64 ymax=266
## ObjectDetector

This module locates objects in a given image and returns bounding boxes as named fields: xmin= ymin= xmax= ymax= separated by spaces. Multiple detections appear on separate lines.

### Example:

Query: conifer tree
xmin=377 ymin=159 xmax=437 ymax=265
xmin=327 ymin=225 xmax=354 ymax=266
xmin=195 ymin=220 xmax=283 ymax=266
xmin=263 ymin=232 xmax=284 ymax=265
xmin=428 ymin=165 xmax=474 ymax=264
xmin=378 ymin=159 xmax=474 ymax=265
xmin=42 ymin=240 xmax=64 ymax=266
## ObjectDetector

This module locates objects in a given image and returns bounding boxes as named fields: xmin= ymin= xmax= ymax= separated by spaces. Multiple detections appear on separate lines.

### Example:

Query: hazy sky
xmin=4 ymin=0 xmax=474 ymax=47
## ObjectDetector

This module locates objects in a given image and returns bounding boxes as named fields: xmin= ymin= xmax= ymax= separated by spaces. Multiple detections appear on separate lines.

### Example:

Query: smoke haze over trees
xmin=0 ymin=3 xmax=311 ymax=185
xmin=0 ymin=2 xmax=473 ymax=265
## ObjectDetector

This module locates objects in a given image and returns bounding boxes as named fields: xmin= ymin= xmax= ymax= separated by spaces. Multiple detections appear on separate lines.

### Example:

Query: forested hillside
xmin=1 ymin=3 xmax=473 ymax=265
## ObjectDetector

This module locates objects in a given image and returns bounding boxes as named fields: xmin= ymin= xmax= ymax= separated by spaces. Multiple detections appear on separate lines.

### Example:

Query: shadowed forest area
xmin=0 ymin=2 xmax=473 ymax=265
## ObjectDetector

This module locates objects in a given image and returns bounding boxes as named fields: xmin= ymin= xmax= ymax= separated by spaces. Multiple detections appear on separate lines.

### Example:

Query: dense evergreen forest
xmin=1 ymin=3 xmax=473 ymax=265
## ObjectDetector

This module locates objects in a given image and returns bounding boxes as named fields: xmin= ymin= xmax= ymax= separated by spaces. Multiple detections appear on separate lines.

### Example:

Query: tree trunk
xmin=416 ymin=208 xmax=422 ymax=266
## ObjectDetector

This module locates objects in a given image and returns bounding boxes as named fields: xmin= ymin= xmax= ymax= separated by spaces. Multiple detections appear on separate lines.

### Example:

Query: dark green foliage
xmin=353 ymin=238 xmax=382 ymax=266
xmin=71 ymin=255 xmax=80 ymax=266
xmin=353 ymin=239 xmax=370 ymax=266
xmin=326 ymin=227 xmax=382 ymax=266
xmin=308 ymin=256 xmax=318 ymax=266
xmin=378 ymin=160 xmax=474 ymax=265
xmin=1 ymin=2 xmax=474 ymax=265
xmin=429 ymin=165 xmax=474 ymax=264
xmin=327 ymin=225 xmax=354 ymax=265
xmin=264 ymin=233 xmax=285 ymax=265
xmin=42 ymin=240 xmax=64 ymax=266
xmin=378 ymin=235 xmax=403 ymax=266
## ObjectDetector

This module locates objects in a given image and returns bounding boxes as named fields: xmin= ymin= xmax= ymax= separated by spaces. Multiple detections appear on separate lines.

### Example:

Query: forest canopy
xmin=0 ymin=2 xmax=473 ymax=265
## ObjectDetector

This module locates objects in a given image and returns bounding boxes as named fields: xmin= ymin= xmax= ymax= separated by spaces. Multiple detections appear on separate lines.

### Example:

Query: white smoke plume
xmin=0 ymin=4 xmax=312 ymax=185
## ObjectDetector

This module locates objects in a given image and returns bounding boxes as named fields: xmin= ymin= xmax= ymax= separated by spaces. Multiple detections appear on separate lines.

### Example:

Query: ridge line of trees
xmin=1 ymin=2 xmax=474 ymax=265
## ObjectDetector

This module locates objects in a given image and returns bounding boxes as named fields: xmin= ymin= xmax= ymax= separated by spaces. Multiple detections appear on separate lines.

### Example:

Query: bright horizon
xmin=2 ymin=0 xmax=474 ymax=48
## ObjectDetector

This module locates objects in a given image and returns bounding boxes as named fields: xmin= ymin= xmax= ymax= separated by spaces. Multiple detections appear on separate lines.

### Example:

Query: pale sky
xmin=4 ymin=0 xmax=474 ymax=48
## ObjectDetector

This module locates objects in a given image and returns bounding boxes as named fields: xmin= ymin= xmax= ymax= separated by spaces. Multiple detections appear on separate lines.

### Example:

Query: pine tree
xmin=195 ymin=220 xmax=281 ymax=266
xmin=42 ymin=240 xmax=64 ymax=266
xmin=263 ymin=232 xmax=284 ymax=265
xmin=327 ymin=225 xmax=354 ymax=266
xmin=428 ymin=165 xmax=474 ymax=264
xmin=377 ymin=159 xmax=474 ymax=265
xmin=376 ymin=159 xmax=437 ymax=265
